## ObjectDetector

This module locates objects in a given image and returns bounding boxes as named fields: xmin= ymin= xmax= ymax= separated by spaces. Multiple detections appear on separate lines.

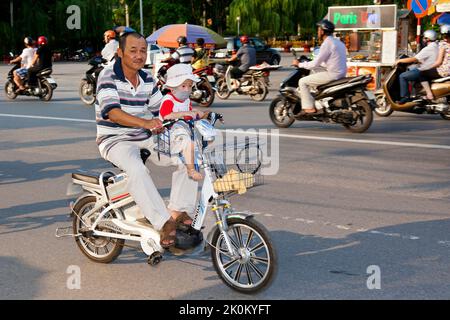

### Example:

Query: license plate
xmin=207 ymin=76 xmax=216 ymax=83
xmin=365 ymin=90 xmax=375 ymax=100
xmin=46 ymin=77 xmax=56 ymax=84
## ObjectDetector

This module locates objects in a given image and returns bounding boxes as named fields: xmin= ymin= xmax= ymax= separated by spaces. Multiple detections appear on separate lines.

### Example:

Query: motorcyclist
xmin=395 ymin=30 xmax=439 ymax=104
xmin=226 ymin=35 xmax=256 ymax=90
xmin=293 ymin=19 xmax=347 ymax=115
xmin=101 ymin=29 xmax=119 ymax=65
xmin=27 ymin=36 xmax=52 ymax=87
xmin=162 ymin=36 xmax=195 ymax=65
xmin=419 ymin=24 xmax=450 ymax=101
xmin=9 ymin=37 xmax=35 ymax=92
xmin=192 ymin=37 xmax=209 ymax=70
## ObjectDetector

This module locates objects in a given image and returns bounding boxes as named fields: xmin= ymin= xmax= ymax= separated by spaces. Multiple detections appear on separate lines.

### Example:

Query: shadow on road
xmin=0 ymin=199 xmax=70 ymax=236
xmin=0 ymin=256 xmax=45 ymax=299
xmin=0 ymin=158 xmax=108 ymax=186
xmin=172 ymin=218 xmax=450 ymax=299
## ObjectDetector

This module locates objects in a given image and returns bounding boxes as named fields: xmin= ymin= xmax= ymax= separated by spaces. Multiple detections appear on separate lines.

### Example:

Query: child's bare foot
xmin=187 ymin=168 xmax=203 ymax=181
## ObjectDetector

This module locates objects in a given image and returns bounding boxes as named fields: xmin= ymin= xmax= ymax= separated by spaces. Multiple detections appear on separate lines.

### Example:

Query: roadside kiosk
xmin=327 ymin=4 xmax=400 ymax=91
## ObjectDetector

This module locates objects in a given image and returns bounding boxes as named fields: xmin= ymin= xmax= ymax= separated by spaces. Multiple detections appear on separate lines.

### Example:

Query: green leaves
xmin=227 ymin=0 xmax=404 ymax=38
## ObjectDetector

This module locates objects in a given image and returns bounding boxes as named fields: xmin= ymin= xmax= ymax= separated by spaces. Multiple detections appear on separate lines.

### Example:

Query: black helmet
xmin=316 ymin=19 xmax=335 ymax=34
xmin=196 ymin=38 xmax=205 ymax=46
xmin=177 ymin=36 xmax=187 ymax=45
xmin=24 ymin=36 xmax=33 ymax=46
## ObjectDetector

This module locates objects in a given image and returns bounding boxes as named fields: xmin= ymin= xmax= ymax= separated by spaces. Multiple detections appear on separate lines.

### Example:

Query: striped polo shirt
xmin=172 ymin=45 xmax=195 ymax=64
xmin=95 ymin=58 xmax=163 ymax=157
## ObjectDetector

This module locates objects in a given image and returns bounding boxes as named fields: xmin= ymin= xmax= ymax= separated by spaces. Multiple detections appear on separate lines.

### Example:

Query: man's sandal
xmin=160 ymin=217 xmax=177 ymax=248
xmin=175 ymin=212 xmax=193 ymax=231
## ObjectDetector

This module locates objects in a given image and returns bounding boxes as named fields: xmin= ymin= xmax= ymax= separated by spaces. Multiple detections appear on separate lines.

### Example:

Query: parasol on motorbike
xmin=146 ymin=23 xmax=227 ymax=49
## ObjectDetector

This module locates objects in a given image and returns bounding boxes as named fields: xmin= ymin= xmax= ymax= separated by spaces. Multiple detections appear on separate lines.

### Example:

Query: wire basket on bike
xmin=205 ymin=138 xmax=264 ymax=195
xmin=154 ymin=130 xmax=172 ymax=157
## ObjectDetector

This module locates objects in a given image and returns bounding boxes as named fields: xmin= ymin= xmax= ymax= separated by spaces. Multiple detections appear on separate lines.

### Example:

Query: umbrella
xmin=146 ymin=24 xmax=227 ymax=49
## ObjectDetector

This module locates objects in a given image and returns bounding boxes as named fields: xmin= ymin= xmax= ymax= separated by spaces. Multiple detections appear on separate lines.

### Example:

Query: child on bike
xmin=159 ymin=63 xmax=205 ymax=181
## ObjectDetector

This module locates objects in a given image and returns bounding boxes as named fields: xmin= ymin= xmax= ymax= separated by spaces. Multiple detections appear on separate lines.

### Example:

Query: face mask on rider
xmin=172 ymin=88 xmax=190 ymax=101
xmin=172 ymin=80 xmax=193 ymax=101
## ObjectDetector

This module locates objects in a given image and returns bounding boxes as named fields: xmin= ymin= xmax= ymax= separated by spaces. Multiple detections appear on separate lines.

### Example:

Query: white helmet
xmin=423 ymin=30 xmax=437 ymax=41
xmin=440 ymin=24 xmax=450 ymax=35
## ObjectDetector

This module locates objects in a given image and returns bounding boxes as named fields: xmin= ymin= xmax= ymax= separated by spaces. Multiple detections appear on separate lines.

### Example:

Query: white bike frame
xmin=62 ymin=117 xmax=242 ymax=258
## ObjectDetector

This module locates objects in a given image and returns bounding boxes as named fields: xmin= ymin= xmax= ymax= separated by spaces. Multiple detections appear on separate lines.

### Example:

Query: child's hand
xmin=192 ymin=110 xmax=205 ymax=119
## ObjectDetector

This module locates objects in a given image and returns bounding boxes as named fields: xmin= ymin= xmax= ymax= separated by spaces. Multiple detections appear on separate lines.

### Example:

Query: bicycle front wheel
xmin=210 ymin=217 xmax=277 ymax=293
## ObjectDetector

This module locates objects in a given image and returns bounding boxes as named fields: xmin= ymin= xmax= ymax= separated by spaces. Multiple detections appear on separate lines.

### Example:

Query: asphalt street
xmin=0 ymin=53 xmax=449 ymax=299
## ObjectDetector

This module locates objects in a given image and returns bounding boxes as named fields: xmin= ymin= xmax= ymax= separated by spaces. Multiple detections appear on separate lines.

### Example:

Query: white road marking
xmin=0 ymin=113 xmax=95 ymax=123
xmin=0 ymin=113 xmax=450 ymax=150
xmin=229 ymin=129 xmax=450 ymax=150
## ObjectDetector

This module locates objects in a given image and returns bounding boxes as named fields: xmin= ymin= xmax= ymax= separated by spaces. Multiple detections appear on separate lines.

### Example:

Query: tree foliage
xmin=0 ymin=0 xmax=405 ymax=56
xmin=228 ymin=0 xmax=404 ymax=38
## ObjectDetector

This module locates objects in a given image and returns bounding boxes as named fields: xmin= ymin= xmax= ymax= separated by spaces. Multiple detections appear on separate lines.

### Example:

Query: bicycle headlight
xmin=195 ymin=119 xmax=218 ymax=141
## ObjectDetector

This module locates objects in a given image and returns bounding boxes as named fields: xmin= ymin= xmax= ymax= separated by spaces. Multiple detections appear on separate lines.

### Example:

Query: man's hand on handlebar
xmin=144 ymin=119 xmax=165 ymax=134
xmin=292 ymin=59 xmax=300 ymax=67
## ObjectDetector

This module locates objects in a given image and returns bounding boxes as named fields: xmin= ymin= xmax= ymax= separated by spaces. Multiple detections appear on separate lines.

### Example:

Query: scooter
xmin=4 ymin=52 xmax=57 ymax=101
xmin=215 ymin=61 xmax=280 ymax=102
xmin=56 ymin=112 xmax=276 ymax=293
xmin=269 ymin=50 xmax=376 ymax=133
xmin=79 ymin=56 xmax=107 ymax=105
xmin=374 ymin=63 xmax=450 ymax=120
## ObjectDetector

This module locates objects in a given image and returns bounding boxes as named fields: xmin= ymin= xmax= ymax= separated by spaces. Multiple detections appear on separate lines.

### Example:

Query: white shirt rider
xmin=101 ymin=39 xmax=119 ymax=65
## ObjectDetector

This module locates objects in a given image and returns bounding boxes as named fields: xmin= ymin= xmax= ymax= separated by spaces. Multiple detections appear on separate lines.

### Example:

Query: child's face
xmin=178 ymin=79 xmax=194 ymax=92
xmin=172 ymin=79 xmax=194 ymax=101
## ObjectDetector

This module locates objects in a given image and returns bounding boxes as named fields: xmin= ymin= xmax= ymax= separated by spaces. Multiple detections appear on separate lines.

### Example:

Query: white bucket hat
xmin=165 ymin=63 xmax=200 ymax=88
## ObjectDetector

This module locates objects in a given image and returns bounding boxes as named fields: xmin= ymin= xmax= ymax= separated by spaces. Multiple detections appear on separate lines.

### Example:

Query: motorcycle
xmin=374 ymin=62 xmax=450 ymax=120
xmin=79 ymin=56 xmax=107 ymax=105
xmin=269 ymin=50 xmax=375 ymax=133
xmin=157 ymin=61 xmax=216 ymax=108
xmin=215 ymin=61 xmax=279 ymax=102
xmin=56 ymin=112 xmax=276 ymax=293
xmin=4 ymin=52 xmax=57 ymax=101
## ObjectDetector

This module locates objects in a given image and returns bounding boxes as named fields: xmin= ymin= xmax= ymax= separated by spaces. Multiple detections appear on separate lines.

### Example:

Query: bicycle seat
xmin=72 ymin=171 xmax=114 ymax=185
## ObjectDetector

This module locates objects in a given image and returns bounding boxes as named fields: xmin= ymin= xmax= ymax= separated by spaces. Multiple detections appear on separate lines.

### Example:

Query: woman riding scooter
xmin=419 ymin=24 xmax=450 ymax=101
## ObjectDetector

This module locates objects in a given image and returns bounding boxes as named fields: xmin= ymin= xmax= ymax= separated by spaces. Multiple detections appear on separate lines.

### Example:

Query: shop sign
xmin=328 ymin=5 xmax=397 ymax=30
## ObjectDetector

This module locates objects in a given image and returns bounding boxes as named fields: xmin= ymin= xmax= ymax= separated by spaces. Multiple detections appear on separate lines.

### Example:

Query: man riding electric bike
xmin=292 ymin=19 xmax=347 ymax=115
